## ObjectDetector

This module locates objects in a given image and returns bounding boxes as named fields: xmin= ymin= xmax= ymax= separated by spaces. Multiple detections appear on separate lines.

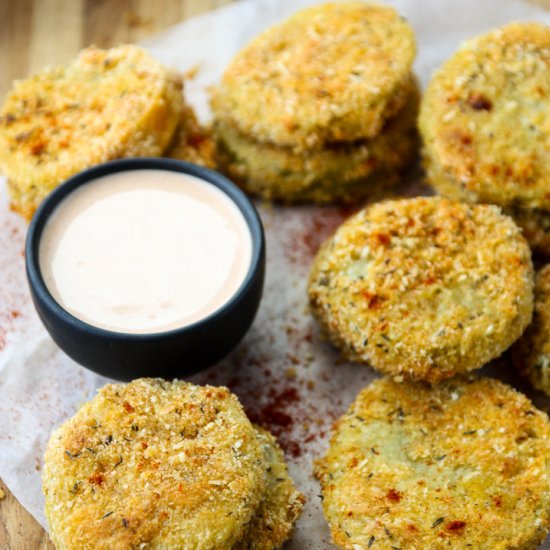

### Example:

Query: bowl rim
xmin=25 ymin=157 xmax=265 ymax=342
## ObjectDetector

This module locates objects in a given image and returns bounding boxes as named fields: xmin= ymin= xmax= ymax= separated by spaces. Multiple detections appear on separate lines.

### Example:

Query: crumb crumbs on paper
xmin=283 ymin=206 xmax=358 ymax=270
xmin=183 ymin=64 xmax=201 ymax=80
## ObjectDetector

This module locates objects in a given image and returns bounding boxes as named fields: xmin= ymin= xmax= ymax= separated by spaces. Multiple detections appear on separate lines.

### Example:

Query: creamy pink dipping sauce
xmin=39 ymin=169 xmax=252 ymax=334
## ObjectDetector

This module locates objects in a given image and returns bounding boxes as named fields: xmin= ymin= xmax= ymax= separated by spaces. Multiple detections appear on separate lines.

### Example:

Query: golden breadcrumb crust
xmin=424 ymin=156 xmax=550 ymax=255
xmin=420 ymin=22 xmax=550 ymax=210
xmin=164 ymin=102 xmax=217 ymax=169
xmin=315 ymin=376 xmax=550 ymax=550
xmin=308 ymin=197 xmax=534 ymax=382
xmin=43 ymin=379 xmax=266 ymax=550
xmin=237 ymin=427 xmax=305 ymax=549
xmin=215 ymin=79 xmax=418 ymax=204
xmin=212 ymin=2 xmax=416 ymax=149
xmin=512 ymin=265 xmax=550 ymax=396
xmin=0 ymin=45 xmax=183 ymax=220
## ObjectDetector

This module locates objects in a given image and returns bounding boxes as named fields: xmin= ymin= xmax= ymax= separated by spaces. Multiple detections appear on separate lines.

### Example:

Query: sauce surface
xmin=39 ymin=169 xmax=252 ymax=333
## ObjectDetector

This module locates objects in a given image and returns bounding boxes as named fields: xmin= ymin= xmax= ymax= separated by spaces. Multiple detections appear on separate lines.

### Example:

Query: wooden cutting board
xmin=0 ymin=3 xmax=233 ymax=546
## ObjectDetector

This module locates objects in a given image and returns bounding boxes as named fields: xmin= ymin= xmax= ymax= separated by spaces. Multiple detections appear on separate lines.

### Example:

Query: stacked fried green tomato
xmin=212 ymin=2 xmax=419 ymax=204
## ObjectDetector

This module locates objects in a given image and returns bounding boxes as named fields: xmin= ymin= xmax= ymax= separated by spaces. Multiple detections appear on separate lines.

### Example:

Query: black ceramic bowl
xmin=26 ymin=158 xmax=265 ymax=381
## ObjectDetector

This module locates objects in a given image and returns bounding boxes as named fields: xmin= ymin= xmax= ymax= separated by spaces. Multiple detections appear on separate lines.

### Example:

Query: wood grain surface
xmin=0 ymin=3 xmax=233 ymax=546
xmin=0 ymin=0 xmax=548 ymax=548
xmin=0 ymin=0 xmax=234 ymax=98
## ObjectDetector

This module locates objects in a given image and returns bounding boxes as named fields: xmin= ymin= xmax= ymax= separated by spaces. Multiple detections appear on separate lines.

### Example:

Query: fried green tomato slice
xmin=505 ymin=206 xmax=550 ymax=257
xmin=315 ymin=376 xmax=550 ymax=550
xmin=422 ymin=157 xmax=550 ymax=256
xmin=512 ymin=265 xmax=550 ymax=396
xmin=43 ymin=379 xmax=266 ymax=550
xmin=212 ymin=2 xmax=416 ymax=149
xmin=236 ymin=427 xmax=305 ymax=550
xmin=420 ymin=22 xmax=550 ymax=210
xmin=164 ymin=102 xmax=217 ymax=169
xmin=0 ymin=45 xmax=183 ymax=220
xmin=214 ymin=80 xmax=419 ymax=204
xmin=308 ymin=197 xmax=534 ymax=382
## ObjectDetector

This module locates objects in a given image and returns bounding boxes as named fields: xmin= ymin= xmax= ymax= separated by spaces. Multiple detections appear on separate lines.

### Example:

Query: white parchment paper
xmin=1 ymin=1 xmax=549 ymax=547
